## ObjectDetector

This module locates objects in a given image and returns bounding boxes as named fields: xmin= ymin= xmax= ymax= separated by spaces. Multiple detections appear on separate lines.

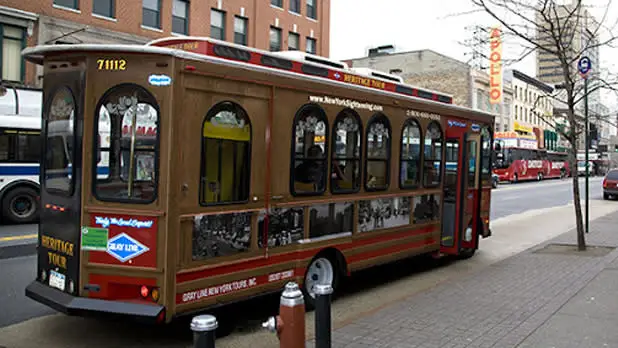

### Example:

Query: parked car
xmin=602 ymin=169 xmax=618 ymax=200
xmin=492 ymin=173 xmax=499 ymax=188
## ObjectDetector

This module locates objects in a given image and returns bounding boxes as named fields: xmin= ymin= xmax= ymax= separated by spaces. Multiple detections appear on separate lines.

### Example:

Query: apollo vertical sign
xmin=489 ymin=26 xmax=503 ymax=104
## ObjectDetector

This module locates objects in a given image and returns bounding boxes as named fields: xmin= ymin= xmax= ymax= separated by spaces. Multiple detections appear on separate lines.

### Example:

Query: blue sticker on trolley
xmin=148 ymin=74 xmax=172 ymax=86
xmin=471 ymin=124 xmax=481 ymax=132
xmin=448 ymin=120 xmax=467 ymax=128
xmin=106 ymin=233 xmax=150 ymax=262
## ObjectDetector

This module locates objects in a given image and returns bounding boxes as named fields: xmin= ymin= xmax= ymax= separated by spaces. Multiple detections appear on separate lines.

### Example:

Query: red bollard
xmin=262 ymin=282 xmax=305 ymax=348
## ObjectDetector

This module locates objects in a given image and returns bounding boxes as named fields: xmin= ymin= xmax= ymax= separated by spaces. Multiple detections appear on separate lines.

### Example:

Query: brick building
xmin=0 ymin=0 xmax=330 ymax=88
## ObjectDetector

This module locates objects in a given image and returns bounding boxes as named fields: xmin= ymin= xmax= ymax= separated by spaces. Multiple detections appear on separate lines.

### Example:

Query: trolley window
xmin=291 ymin=104 xmax=328 ymax=195
xmin=200 ymin=102 xmax=251 ymax=205
xmin=400 ymin=118 xmax=422 ymax=188
xmin=365 ymin=113 xmax=391 ymax=191
xmin=424 ymin=121 xmax=443 ymax=187
xmin=93 ymin=84 xmax=159 ymax=203
xmin=331 ymin=109 xmax=361 ymax=193
xmin=44 ymin=87 xmax=76 ymax=194
xmin=480 ymin=126 xmax=492 ymax=182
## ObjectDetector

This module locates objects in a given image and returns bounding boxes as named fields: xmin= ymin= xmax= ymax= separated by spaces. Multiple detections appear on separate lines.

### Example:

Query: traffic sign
xmin=578 ymin=56 xmax=592 ymax=78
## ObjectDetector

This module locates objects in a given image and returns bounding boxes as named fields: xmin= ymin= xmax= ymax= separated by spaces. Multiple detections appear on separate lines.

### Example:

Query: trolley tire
xmin=2 ymin=186 xmax=39 ymax=224
xmin=302 ymin=254 xmax=340 ymax=311
xmin=511 ymin=174 xmax=518 ymax=184
xmin=604 ymin=193 xmax=610 ymax=200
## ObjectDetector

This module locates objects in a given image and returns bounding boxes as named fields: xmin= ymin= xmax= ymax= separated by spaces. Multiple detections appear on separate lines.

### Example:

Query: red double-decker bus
xmin=493 ymin=146 xmax=570 ymax=183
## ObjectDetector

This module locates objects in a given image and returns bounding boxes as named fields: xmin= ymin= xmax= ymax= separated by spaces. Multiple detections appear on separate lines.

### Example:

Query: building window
xmin=365 ymin=113 xmax=391 ymax=191
xmin=211 ymin=9 xmax=225 ymax=40
xmin=234 ymin=16 xmax=247 ymax=45
xmin=93 ymin=0 xmax=114 ymax=18
xmin=290 ymin=0 xmax=300 ymax=13
xmin=306 ymin=37 xmax=316 ymax=54
xmin=54 ymin=0 xmax=79 ymax=9
xmin=307 ymin=0 xmax=317 ymax=19
xmin=270 ymin=26 xmax=281 ymax=51
xmin=94 ymin=84 xmax=159 ymax=203
xmin=400 ymin=119 xmax=422 ymax=188
xmin=142 ymin=0 xmax=161 ymax=28
xmin=291 ymin=104 xmax=328 ymax=196
xmin=331 ymin=109 xmax=362 ymax=193
xmin=172 ymin=0 xmax=189 ymax=35
xmin=288 ymin=32 xmax=299 ymax=50
xmin=1 ymin=25 xmax=24 ymax=82
xmin=200 ymin=102 xmax=251 ymax=205
xmin=424 ymin=121 xmax=443 ymax=187
xmin=271 ymin=0 xmax=282 ymax=7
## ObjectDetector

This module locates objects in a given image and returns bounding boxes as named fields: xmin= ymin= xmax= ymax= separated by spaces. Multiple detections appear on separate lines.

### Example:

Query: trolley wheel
xmin=604 ymin=193 xmax=610 ymax=200
xmin=2 ymin=186 xmax=39 ymax=224
xmin=302 ymin=254 xmax=339 ymax=310
xmin=537 ymin=173 xmax=544 ymax=181
xmin=511 ymin=174 xmax=518 ymax=184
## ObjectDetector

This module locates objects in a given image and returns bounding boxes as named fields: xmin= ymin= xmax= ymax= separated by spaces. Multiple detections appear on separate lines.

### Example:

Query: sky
xmin=329 ymin=0 xmax=618 ymax=108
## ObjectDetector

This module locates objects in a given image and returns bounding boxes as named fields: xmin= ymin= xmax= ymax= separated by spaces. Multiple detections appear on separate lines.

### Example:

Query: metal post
xmin=314 ymin=284 xmax=333 ymax=348
xmin=584 ymin=77 xmax=589 ymax=234
xmin=191 ymin=314 xmax=218 ymax=348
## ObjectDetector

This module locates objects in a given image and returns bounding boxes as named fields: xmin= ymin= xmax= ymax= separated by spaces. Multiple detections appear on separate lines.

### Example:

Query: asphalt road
xmin=0 ymin=176 xmax=607 ymax=329
xmin=491 ymin=176 xmax=604 ymax=220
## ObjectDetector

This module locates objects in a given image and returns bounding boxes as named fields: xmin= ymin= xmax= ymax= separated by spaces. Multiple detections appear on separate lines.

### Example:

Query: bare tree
xmin=470 ymin=0 xmax=618 ymax=250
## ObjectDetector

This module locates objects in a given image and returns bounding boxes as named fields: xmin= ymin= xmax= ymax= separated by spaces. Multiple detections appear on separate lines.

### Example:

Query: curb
xmin=0 ymin=243 xmax=37 ymax=260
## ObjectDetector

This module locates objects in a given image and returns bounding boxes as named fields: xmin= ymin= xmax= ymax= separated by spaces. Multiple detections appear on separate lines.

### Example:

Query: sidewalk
xmin=309 ymin=210 xmax=618 ymax=348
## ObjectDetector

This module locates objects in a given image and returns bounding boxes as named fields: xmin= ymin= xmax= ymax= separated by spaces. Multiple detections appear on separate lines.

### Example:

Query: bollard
xmin=314 ymin=284 xmax=333 ymax=348
xmin=191 ymin=314 xmax=217 ymax=348
xmin=262 ymin=282 xmax=305 ymax=348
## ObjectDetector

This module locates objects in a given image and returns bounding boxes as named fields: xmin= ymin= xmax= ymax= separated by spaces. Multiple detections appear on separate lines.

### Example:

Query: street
xmin=0 ymin=177 xmax=612 ymax=348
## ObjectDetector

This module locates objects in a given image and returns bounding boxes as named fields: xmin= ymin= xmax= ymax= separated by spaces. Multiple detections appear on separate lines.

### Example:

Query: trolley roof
xmin=22 ymin=37 xmax=495 ymax=123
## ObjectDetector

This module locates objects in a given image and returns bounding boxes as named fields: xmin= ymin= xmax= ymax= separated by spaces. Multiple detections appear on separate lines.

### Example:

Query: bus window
xmin=200 ymin=102 xmax=251 ymax=205
xmin=0 ymin=129 xmax=41 ymax=162
xmin=480 ymin=126 xmax=491 ymax=181
xmin=358 ymin=197 xmax=410 ymax=232
xmin=331 ymin=109 xmax=361 ymax=193
xmin=424 ymin=121 xmax=443 ymax=187
xmin=468 ymin=140 xmax=478 ymax=188
xmin=44 ymin=87 xmax=75 ymax=194
xmin=309 ymin=202 xmax=354 ymax=239
xmin=400 ymin=118 xmax=422 ymax=189
xmin=193 ymin=212 xmax=252 ymax=260
xmin=365 ymin=113 xmax=391 ymax=191
xmin=258 ymin=207 xmax=304 ymax=248
xmin=291 ymin=104 xmax=328 ymax=195
xmin=94 ymin=84 xmax=159 ymax=203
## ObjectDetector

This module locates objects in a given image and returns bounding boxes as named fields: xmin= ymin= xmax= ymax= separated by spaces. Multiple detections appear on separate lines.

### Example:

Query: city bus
xmin=0 ymin=115 xmax=41 ymax=224
xmin=493 ymin=146 xmax=570 ymax=183
xmin=23 ymin=36 xmax=495 ymax=324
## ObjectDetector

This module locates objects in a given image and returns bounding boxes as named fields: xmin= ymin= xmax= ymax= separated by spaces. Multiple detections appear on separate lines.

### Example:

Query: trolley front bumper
xmin=25 ymin=281 xmax=165 ymax=323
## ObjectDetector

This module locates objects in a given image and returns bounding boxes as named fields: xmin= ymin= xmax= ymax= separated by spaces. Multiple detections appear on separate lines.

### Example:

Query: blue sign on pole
xmin=578 ymin=56 xmax=592 ymax=78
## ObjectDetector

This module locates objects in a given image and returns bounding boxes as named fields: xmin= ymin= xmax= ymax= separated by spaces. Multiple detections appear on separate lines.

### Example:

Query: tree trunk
xmin=569 ymin=151 xmax=586 ymax=251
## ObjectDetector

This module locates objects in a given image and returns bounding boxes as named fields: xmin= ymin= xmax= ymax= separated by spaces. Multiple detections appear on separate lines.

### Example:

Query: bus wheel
xmin=537 ymin=173 xmax=544 ymax=181
xmin=303 ymin=255 xmax=338 ymax=310
xmin=511 ymin=174 xmax=518 ymax=183
xmin=2 ymin=187 xmax=39 ymax=224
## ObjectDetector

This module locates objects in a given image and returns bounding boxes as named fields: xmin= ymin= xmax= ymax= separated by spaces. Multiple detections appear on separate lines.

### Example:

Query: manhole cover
xmin=533 ymin=243 xmax=615 ymax=257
